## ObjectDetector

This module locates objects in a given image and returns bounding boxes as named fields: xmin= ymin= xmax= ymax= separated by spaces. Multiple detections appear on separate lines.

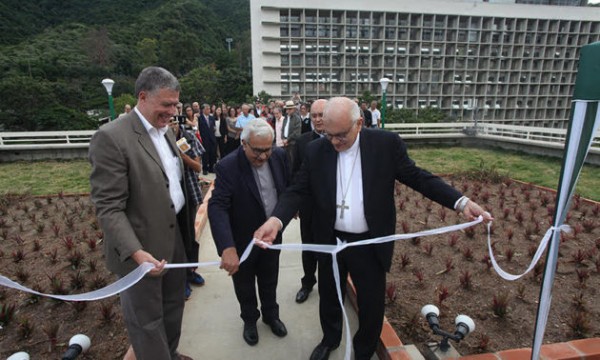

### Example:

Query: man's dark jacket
xmin=272 ymin=128 xmax=461 ymax=271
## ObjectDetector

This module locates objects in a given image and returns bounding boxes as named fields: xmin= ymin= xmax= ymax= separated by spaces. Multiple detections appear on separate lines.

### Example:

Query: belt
xmin=333 ymin=230 xmax=371 ymax=243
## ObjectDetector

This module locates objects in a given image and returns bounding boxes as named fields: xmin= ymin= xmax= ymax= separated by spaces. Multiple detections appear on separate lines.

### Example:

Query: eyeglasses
xmin=245 ymin=141 xmax=273 ymax=156
xmin=324 ymin=124 xmax=356 ymax=143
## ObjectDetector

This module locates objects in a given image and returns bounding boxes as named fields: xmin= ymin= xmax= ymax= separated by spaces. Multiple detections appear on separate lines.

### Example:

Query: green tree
xmin=417 ymin=107 xmax=447 ymax=123
xmin=386 ymin=108 xmax=417 ymax=124
xmin=137 ymin=38 xmax=159 ymax=69
xmin=180 ymin=65 xmax=221 ymax=105
xmin=359 ymin=90 xmax=376 ymax=105
xmin=114 ymin=94 xmax=137 ymax=116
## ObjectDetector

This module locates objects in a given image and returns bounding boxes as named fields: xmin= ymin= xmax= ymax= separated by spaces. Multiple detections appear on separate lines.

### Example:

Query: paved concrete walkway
xmin=178 ymin=215 xmax=371 ymax=360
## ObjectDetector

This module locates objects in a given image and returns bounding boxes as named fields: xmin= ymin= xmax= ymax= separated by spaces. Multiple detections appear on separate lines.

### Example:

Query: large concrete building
xmin=250 ymin=0 xmax=600 ymax=127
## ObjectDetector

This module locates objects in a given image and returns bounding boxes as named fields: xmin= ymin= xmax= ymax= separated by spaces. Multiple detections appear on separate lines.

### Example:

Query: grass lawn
xmin=0 ymin=146 xmax=599 ymax=200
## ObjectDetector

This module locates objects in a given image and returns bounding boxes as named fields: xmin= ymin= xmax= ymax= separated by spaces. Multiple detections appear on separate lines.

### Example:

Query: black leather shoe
xmin=263 ymin=318 xmax=287 ymax=337
xmin=243 ymin=323 xmax=258 ymax=345
xmin=295 ymin=287 xmax=312 ymax=303
xmin=309 ymin=343 xmax=338 ymax=360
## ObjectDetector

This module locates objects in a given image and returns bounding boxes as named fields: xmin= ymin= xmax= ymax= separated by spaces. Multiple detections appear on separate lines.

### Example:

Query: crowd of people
xmin=89 ymin=66 xmax=492 ymax=360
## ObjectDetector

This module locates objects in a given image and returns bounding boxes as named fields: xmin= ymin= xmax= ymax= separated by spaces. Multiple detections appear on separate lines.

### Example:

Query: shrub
xmin=492 ymin=293 xmax=510 ymax=318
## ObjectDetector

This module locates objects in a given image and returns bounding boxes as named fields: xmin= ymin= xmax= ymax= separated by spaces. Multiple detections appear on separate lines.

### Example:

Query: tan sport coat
xmin=89 ymin=111 xmax=191 ymax=276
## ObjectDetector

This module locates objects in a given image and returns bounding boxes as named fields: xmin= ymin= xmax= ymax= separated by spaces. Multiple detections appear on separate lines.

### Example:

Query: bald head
xmin=323 ymin=97 xmax=363 ymax=152
xmin=309 ymin=99 xmax=328 ymax=133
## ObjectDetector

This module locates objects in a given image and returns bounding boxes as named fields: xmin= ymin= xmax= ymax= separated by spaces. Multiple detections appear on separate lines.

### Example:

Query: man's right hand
xmin=131 ymin=249 xmax=166 ymax=276
xmin=220 ymin=247 xmax=240 ymax=276
xmin=253 ymin=217 xmax=282 ymax=247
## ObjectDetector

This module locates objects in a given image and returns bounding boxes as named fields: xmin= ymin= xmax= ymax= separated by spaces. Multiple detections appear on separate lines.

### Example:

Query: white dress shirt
xmin=135 ymin=107 xmax=185 ymax=213
xmin=334 ymin=133 xmax=369 ymax=233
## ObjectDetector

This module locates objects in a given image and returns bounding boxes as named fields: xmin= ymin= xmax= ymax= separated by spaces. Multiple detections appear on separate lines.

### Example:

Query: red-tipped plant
xmin=515 ymin=211 xmax=524 ymax=223
xmin=87 ymin=238 xmax=97 ymax=251
xmin=90 ymin=274 xmax=108 ymax=290
xmin=492 ymin=293 xmax=510 ymax=318
xmin=63 ymin=236 xmax=75 ymax=251
xmin=582 ymin=219 xmax=596 ymax=233
xmin=459 ymin=270 xmax=472 ymax=290
xmin=0 ymin=303 xmax=16 ymax=326
xmin=399 ymin=253 xmax=410 ymax=269
xmin=52 ymin=224 xmax=61 ymax=237
xmin=437 ymin=285 xmax=450 ymax=306
xmin=42 ymin=323 xmax=61 ymax=351
xmin=476 ymin=333 xmax=491 ymax=352
xmin=592 ymin=204 xmax=600 ymax=216
xmin=505 ymin=228 xmax=514 ymax=241
xmin=17 ymin=317 xmax=35 ymax=340
xmin=504 ymin=247 xmax=514 ymax=262
xmin=401 ymin=221 xmax=410 ymax=233
xmin=567 ymin=310 xmax=591 ymax=338
xmin=462 ymin=246 xmax=474 ymax=261
xmin=464 ymin=227 xmax=475 ymax=239
xmin=99 ymin=302 xmax=115 ymax=324
xmin=47 ymin=247 xmax=58 ymax=264
xmin=12 ymin=249 xmax=25 ymax=263
xmin=502 ymin=208 xmax=510 ymax=220
xmin=481 ymin=255 xmax=492 ymax=270
xmin=386 ymin=282 xmax=397 ymax=302
xmin=448 ymin=233 xmax=459 ymax=248
xmin=413 ymin=268 xmax=425 ymax=286
xmin=571 ymin=250 xmax=587 ymax=266
xmin=15 ymin=267 xmax=29 ymax=283
xmin=528 ymin=245 xmax=538 ymax=259
xmin=438 ymin=207 xmax=447 ymax=222
xmin=32 ymin=239 xmax=42 ymax=252
xmin=516 ymin=284 xmax=526 ymax=300
xmin=572 ymin=292 xmax=587 ymax=312
xmin=445 ymin=257 xmax=454 ymax=273
xmin=48 ymin=273 xmax=67 ymax=295
xmin=69 ymin=272 xmax=86 ymax=290
xmin=576 ymin=269 xmax=590 ymax=288
xmin=67 ymin=250 xmax=84 ymax=269
xmin=423 ymin=243 xmax=434 ymax=256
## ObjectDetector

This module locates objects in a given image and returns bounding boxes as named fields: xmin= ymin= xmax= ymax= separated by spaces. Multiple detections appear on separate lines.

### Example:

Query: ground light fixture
xmin=61 ymin=333 xmax=91 ymax=360
xmin=421 ymin=304 xmax=475 ymax=352
xmin=6 ymin=352 xmax=29 ymax=360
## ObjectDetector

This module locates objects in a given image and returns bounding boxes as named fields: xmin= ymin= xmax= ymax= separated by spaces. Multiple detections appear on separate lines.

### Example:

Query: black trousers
xmin=231 ymin=246 xmax=281 ymax=324
xmin=202 ymin=143 xmax=217 ymax=172
xmin=299 ymin=211 xmax=317 ymax=289
xmin=317 ymin=231 xmax=386 ymax=360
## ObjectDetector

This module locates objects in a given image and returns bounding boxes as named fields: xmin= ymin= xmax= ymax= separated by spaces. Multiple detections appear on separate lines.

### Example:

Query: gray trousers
xmin=120 ymin=224 xmax=187 ymax=360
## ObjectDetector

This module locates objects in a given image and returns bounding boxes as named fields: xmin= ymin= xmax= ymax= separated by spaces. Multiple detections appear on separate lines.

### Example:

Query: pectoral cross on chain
xmin=337 ymin=200 xmax=349 ymax=219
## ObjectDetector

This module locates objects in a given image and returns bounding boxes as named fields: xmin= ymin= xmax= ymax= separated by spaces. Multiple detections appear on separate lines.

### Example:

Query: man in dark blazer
xmin=255 ymin=97 xmax=492 ymax=360
xmin=292 ymin=99 xmax=327 ymax=304
xmin=198 ymin=103 xmax=217 ymax=174
xmin=208 ymin=118 xmax=290 ymax=347
xmin=89 ymin=67 xmax=194 ymax=360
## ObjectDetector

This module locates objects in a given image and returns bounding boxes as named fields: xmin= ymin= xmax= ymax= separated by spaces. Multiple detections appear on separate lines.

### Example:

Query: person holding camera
xmin=169 ymin=117 xmax=206 ymax=300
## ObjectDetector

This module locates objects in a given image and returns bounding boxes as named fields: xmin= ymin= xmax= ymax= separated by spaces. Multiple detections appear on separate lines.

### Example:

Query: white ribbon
xmin=1 ymin=216 xmax=484 ymax=360
xmin=487 ymin=223 xmax=571 ymax=281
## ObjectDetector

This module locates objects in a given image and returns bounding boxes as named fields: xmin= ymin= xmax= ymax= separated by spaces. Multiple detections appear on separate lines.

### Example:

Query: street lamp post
xmin=379 ymin=77 xmax=391 ymax=129
xmin=226 ymin=38 xmax=233 ymax=53
xmin=101 ymin=78 xmax=116 ymax=120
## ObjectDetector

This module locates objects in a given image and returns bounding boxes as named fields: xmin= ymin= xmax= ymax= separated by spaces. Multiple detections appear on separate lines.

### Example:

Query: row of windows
xmin=279 ymin=70 xmax=570 ymax=84
xmin=279 ymin=9 xmax=598 ymax=34
xmin=279 ymin=42 xmax=585 ymax=60
xmin=280 ymin=24 xmax=597 ymax=43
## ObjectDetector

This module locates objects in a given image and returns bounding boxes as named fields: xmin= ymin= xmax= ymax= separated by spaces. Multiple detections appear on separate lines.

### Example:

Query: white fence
xmin=1 ymin=124 xmax=599 ymax=152
xmin=0 ymin=131 xmax=96 ymax=150
xmin=385 ymin=122 xmax=600 ymax=152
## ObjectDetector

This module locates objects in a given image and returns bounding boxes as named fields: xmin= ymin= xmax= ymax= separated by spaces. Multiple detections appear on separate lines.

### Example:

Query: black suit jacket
xmin=272 ymin=128 xmax=461 ymax=271
xmin=198 ymin=114 xmax=217 ymax=146
xmin=208 ymin=146 xmax=290 ymax=256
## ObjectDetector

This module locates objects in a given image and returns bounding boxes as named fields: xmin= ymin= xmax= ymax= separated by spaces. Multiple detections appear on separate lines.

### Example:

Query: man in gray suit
xmin=89 ymin=66 xmax=194 ymax=360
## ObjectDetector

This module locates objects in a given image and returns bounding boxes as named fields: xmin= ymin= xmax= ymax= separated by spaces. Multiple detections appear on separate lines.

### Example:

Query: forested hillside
xmin=0 ymin=0 xmax=252 ymax=131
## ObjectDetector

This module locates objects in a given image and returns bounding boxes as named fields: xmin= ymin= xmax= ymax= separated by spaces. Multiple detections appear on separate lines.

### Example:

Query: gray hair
xmin=241 ymin=118 xmax=274 ymax=142
xmin=135 ymin=67 xmax=180 ymax=97
xmin=324 ymin=97 xmax=361 ymax=125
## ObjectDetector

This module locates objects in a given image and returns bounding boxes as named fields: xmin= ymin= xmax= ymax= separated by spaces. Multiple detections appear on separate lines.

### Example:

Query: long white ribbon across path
xmin=0 ymin=215 xmax=564 ymax=359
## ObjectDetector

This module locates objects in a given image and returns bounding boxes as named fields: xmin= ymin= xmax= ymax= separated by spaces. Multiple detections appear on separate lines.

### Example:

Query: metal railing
xmin=0 ymin=131 xmax=96 ymax=150
xmin=1 ymin=124 xmax=599 ymax=152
